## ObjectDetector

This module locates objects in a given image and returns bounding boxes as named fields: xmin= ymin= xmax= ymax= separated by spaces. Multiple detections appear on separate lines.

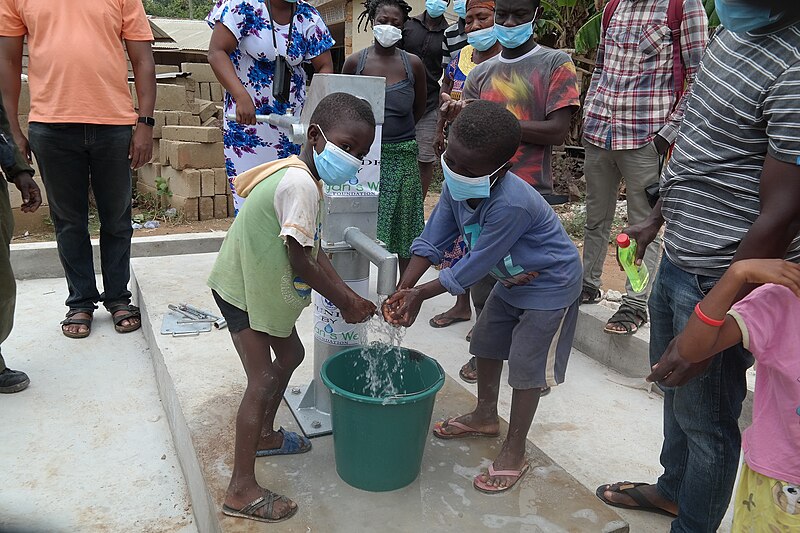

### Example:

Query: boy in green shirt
xmin=208 ymin=93 xmax=377 ymax=523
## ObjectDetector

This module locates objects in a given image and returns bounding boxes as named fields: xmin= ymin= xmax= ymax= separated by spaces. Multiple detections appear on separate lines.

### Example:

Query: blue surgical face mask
xmin=425 ymin=0 xmax=448 ymax=18
xmin=441 ymin=154 xmax=505 ymax=201
xmin=312 ymin=126 xmax=363 ymax=186
xmin=467 ymin=25 xmax=497 ymax=51
xmin=454 ymin=0 xmax=467 ymax=19
xmin=714 ymin=0 xmax=782 ymax=33
xmin=494 ymin=20 xmax=533 ymax=49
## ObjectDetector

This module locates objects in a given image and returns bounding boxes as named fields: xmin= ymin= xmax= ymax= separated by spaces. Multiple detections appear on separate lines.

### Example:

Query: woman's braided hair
xmin=357 ymin=0 xmax=412 ymax=32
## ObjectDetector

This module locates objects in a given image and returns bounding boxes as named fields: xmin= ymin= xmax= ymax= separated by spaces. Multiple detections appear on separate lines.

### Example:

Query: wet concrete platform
xmin=132 ymin=253 xmax=628 ymax=533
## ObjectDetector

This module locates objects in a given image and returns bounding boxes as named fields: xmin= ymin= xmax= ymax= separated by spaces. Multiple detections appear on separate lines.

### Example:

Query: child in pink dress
xmin=649 ymin=258 xmax=800 ymax=530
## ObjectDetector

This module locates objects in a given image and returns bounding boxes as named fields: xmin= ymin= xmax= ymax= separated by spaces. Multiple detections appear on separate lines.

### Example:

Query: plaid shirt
xmin=583 ymin=0 xmax=708 ymax=151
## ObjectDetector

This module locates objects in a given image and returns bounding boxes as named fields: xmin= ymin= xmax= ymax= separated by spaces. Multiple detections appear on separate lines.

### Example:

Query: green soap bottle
xmin=616 ymin=233 xmax=649 ymax=293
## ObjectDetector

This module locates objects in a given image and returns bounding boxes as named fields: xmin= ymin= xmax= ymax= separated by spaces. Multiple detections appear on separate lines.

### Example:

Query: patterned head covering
xmin=466 ymin=0 xmax=495 ymax=12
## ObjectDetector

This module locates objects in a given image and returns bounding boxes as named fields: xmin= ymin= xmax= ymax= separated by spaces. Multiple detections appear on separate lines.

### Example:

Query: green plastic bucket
xmin=320 ymin=345 xmax=445 ymax=492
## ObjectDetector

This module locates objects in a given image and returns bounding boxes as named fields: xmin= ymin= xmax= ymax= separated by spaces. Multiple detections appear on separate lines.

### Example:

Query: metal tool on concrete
xmin=230 ymin=74 xmax=396 ymax=437
xmin=161 ymin=303 xmax=226 ymax=336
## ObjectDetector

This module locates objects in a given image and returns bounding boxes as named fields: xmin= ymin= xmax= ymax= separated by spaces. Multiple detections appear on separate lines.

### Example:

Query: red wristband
xmin=694 ymin=303 xmax=725 ymax=327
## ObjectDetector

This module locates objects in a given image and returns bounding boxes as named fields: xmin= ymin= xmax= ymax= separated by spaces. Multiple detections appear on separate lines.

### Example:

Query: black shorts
xmin=211 ymin=290 xmax=250 ymax=333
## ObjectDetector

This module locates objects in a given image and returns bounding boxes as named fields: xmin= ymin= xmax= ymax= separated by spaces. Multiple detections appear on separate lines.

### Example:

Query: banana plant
xmin=574 ymin=0 xmax=719 ymax=55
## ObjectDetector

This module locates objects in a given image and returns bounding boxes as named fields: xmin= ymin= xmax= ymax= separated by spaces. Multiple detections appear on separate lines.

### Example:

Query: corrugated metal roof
xmin=149 ymin=17 xmax=212 ymax=52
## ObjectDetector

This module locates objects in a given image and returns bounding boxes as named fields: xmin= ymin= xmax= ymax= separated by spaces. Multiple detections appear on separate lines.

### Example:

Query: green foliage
xmin=574 ymin=12 xmax=602 ymax=55
xmin=155 ymin=176 xmax=173 ymax=199
xmin=143 ymin=0 xmax=215 ymax=19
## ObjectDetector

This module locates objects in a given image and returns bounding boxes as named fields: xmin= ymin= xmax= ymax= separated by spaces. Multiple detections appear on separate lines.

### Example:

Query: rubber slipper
xmin=459 ymin=357 xmax=477 ymax=384
xmin=433 ymin=418 xmax=500 ymax=440
xmin=473 ymin=462 xmax=530 ymax=494
xmin=595 ymin=482 xmax=677 ymax=517
xmin=222 ymin=490 xmax=297 ymax=523
xmin=429 ymin=315 xmax=470 ymax=328
xmin=256 ymin=427 xmax=311 ymax=457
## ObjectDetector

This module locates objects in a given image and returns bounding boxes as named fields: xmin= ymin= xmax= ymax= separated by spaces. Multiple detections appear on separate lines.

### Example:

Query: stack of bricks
xmin=135 ymin=62 xmax=232 ymax=221
xmin=181 ymin=62 xmax=226 ymax=103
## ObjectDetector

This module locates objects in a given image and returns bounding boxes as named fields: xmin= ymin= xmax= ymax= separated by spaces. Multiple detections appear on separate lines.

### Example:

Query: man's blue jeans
xmin=29 ymin=123 xmax=133 ymax=311
xmin=649 ymin=256 xmax=753 ymax=532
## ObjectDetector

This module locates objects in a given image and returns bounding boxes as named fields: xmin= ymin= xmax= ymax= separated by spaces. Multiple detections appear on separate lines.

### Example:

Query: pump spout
xmin=343 ymin=227 xmax=398 ymax=297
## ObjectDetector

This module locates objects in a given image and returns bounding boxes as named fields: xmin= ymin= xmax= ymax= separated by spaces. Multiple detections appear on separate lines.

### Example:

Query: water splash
xmin=354 ymin=297 xmax=409 ymax=399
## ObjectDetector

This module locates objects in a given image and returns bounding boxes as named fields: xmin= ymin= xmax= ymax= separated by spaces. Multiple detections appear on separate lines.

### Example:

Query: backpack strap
xmin=602 ymin=0 xmax=623 ymax=34
xmin=667 ymin=0 xmax=685 ymax=102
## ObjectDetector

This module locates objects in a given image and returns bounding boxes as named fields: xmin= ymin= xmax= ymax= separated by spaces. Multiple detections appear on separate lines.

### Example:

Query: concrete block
xmin=181 ymin=62 xmax=218 ymax=83
xmin=162 ymin=126 xmax=222 ymax=144
xmin=227 ymin=194 xmax=234 ymax=216
xmin=159 ymin=139 xmax=170 ymax=165
xmin=19 ymin=82 xmax=30 ymax=114
xmin=155 ymin=83 xmax=193 ymax=112
xmin=198 ymin=196 xmax=214 ymax=220
xmin=137 ymin=178 xmax=157 ymax=197
xmin=167 ymin=141 xmax=224 ymax=171
xmin=213 ymin=168 xmax=228 ymax=195
xmin=137 ymin=162 xmax=162 ymax=188
xmin=161 ymin=165 xmax=201 ymax=198
xmin=17 ymin=115 xmax=29 ymax=137
xmin=152 ymin=140 xmax=160 ymax=162
xmin=196 ymin=100 xmax=217 ymax=123
xmin=129 ymin=81 xmax=138 ymax=108
xmin=163 ymin=111 xmax=181 ymax=126
xmin=200 ymin=169 xmax=215 ymax=197
xmin=214 ymin=195 xmax=228 ymax=219
xmin=179 ymin=113 xmax=201 ymax=127
xmin=169 ymin=194 xmax=199 ymax=221
xmin=202 ymin=117 xmax=217 ymax=127
xmin=155 ymin=65 xmax=180 ymax=74
xmin=199 ymin=83 xmax=211 ymax=101
xmin=210 ymin=82 xmax=224 ymax=102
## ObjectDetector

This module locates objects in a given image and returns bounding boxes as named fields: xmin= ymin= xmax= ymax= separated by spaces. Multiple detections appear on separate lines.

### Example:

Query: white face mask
xmin=373 ymin=24 xmax=403 ymax=48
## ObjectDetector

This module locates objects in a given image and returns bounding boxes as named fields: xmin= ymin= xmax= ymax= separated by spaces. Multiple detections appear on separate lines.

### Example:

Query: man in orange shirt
xmin=0 ymin=0 xmax=156 ymax=338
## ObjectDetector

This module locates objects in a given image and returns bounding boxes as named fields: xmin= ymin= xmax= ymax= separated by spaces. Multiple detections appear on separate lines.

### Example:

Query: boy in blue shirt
xmin=384 ymin=100 xmax=581 ymax=493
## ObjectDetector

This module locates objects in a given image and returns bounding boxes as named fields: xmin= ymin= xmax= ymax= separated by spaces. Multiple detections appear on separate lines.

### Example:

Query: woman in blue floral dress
xmin=207 ymin=0 xmax=334 ymax=214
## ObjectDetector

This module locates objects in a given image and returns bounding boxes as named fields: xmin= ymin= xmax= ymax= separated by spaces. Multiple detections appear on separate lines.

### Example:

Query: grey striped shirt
xmin=661 ymin=22 xmax=800 ymax=276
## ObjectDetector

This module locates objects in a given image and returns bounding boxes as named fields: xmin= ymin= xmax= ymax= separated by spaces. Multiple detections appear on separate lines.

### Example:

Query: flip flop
xmin=256 ymin=427 xmax=312 ymax=457
xmin=459 ymin=357 xmax=477 ymax=384
xmin=433 ymin=418 xmax=500 ymax=440
xmin=222 ymin=490 xmax=297 ymax=523
xmin=429 ymin=315 xmax=470 ymax=328
xmin=595 ymin=482 xmax=677 ymax=518
xmin=473 ymin=462 xmax=530 ymax=494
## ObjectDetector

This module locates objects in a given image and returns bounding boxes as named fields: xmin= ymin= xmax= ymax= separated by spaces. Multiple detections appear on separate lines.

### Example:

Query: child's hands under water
xmin=341 ymin=295 xmax=377 ymax=324
xmin=382 ymin=289 xmax=423 ymax=327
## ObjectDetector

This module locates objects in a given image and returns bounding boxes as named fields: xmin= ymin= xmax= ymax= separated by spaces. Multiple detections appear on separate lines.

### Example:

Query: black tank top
xmin=355 ymin=48 xmax=416 ymax=143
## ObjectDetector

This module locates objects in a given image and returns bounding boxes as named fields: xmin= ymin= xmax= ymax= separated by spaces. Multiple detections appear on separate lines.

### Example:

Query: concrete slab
xmin=11 ymin=232 xmax=226 ymax=280
xmin=132 ymin=253 xmax=628 ymax=532
xmin=0 ymin=278 xmax=196 ymax=533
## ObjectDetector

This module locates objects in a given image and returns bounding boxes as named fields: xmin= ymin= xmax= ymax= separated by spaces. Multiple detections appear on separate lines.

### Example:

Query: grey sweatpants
xmin=581 ymin=141 xmax=662 ymax=314
xmin=0 ymin=179 xmax=15 ymax=372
